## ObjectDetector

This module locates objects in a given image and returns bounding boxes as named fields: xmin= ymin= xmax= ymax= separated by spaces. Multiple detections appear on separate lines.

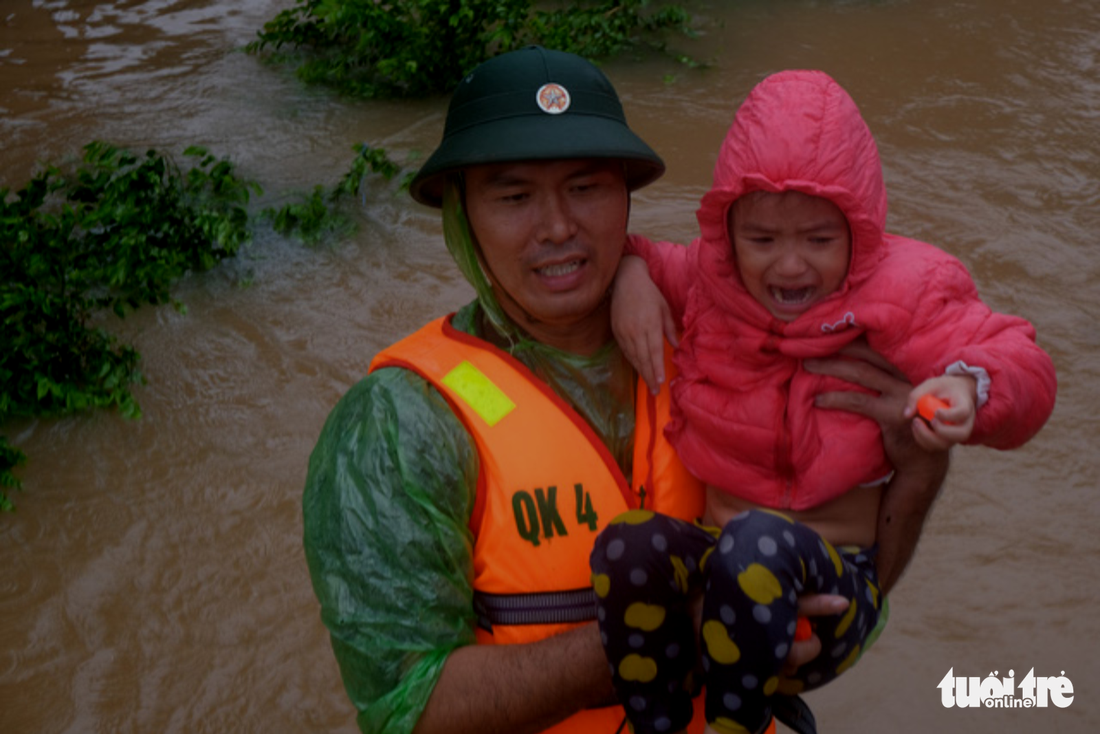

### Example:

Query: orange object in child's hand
xmin=917 ymin=394 xmax=951 ymax=423
xmin=794 ymin=616 xmax=812 ymax=642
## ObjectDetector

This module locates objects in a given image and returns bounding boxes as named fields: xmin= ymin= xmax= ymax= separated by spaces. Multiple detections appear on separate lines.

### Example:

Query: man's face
xmin=464 ymin=159 xmax=629 ymax=353
xmin=729 ymin=190 xmax=851 ymax=322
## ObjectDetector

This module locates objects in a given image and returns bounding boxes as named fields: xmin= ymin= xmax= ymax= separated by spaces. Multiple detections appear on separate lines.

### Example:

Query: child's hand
xmin=905 ymin=375 xmax=978 ymax=451
xmin=611 ymin=255 xmax=679 ymax=394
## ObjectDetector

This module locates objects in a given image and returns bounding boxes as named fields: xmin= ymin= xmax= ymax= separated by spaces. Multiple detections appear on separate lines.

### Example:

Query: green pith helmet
xmin=409 ymin=46 xmax=665 ymax=207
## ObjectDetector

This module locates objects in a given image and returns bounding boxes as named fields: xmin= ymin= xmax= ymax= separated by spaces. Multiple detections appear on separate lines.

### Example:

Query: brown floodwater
xmin=1 ymin=1 xmax=1097 ymax=732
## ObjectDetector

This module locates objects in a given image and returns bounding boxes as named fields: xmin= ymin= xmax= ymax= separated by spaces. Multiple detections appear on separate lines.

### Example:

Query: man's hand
xmin=782 ymin=595 xmax=850 ymax=675
xmin=805 ymin=339 xmax=950 ymax=595
xmin=689 ymin=589 xmax=849 ymax=678
xmin=806 ymin=339 xmax=943 ymax=480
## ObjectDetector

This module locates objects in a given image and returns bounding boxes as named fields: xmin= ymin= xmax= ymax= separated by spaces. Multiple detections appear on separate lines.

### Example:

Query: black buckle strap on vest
xmin=474 ymin=588 xmax=598 ymax=632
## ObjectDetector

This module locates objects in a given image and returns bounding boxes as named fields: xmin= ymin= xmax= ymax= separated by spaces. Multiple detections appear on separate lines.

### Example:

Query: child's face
xmin=728 ymin=191 xmax=851 ymax=322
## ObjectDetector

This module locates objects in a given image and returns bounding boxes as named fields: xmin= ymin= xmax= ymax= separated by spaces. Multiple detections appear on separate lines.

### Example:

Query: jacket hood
xmin=695 ymin=70 xmax=888 ymax=319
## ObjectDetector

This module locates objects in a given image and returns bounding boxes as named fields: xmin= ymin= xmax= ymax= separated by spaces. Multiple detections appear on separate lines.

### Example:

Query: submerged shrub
xmin=246 ymin=0 xmax=695 ymax=98
xmin=0 ymin=142 xmax=261 ymax=509
xmin=266 ymin=143 xmax=410 ymax=245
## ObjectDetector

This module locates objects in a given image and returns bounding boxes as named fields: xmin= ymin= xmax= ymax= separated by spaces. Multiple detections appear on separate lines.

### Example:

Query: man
xmin=303 ymin=46 xmax=948 ymax=734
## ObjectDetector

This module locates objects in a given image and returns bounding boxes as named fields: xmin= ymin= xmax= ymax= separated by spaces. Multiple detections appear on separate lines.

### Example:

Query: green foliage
xmin=530 ymin=1 xmax=694 ymax=61
xmin=246 ymin=0 xmax=696 ymax=98
xmin=268 ymin=185 xmax=343 ymax=245
xmin=0 ymin=141 xmax=261 ymax=510
xmin=266 ymin=144 xmax=410 ymax=244
xmin=0 ymin=437 xmax=25 ymax=512
xmin=335 ymin=144 xmax=406 ymax=195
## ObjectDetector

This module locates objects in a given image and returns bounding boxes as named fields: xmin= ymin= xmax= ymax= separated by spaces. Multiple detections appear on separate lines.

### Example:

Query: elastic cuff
xmin=944 ymin=361 xmax=990 ymax=408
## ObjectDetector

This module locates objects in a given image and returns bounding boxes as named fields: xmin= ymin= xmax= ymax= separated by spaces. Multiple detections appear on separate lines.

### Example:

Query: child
xmin=589 ymin=70 xmax=1057 ymax=734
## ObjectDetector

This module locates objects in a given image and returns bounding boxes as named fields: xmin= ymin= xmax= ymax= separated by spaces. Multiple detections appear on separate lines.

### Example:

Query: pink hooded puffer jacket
xmin=629 ymin=70 xmax=1057 ymax=510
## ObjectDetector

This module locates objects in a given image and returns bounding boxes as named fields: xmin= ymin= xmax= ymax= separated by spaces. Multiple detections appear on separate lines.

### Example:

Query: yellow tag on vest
xmin=441 ymin=360 xmax=516 ymax=427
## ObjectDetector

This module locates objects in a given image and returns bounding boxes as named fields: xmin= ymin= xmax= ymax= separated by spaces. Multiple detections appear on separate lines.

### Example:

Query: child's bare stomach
xmin=703 ymin=482 xmax=884 ymax=549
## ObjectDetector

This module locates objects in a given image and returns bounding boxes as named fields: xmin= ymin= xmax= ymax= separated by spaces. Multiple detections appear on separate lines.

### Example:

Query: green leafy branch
xmin=265 ymin=143 xmax=411 ymax=245
xmin=246 ymin=0 xmax=697 ymax=98
xmin=0 ymin=142 xmax=261 ymax=510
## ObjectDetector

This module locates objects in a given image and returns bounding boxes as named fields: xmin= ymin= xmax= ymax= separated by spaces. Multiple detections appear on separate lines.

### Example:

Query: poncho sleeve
xmin=302 ymin=366 xmax=480 ymax=734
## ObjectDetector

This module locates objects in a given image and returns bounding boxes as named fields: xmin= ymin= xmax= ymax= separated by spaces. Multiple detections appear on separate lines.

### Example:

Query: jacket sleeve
xmin=625 ymin=233 xmax=698 ymax=323
xmin=303 ymin=366 xmax=480 ymax=734
xmin=870 ymin=250 xmax=1057 ymax=450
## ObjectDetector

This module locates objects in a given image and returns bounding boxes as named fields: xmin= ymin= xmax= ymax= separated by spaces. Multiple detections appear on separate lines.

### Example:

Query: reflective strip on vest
xmin=441 ymin=360 xmax=516 ymax=427
xmin=474 ymin=588 xmax=597 ymax=631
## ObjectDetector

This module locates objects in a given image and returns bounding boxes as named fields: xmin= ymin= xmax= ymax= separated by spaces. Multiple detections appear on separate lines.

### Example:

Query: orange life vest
xmin=369 ymin=315 xmax=708 ymax=734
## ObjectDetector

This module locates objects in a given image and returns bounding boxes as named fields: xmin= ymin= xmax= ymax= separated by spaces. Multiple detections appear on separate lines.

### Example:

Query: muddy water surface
xmin=2 ymin=1 xmax=1098 ymax=732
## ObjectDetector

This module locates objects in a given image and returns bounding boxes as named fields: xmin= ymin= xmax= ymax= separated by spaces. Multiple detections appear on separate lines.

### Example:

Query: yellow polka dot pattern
xmin=825 ymin=539 xmax=844 ymax=577
xmin=835 ymin=598 xmax=858 ymax=638
xmin=612 ymin=509 xmax=655 ymax=525
xmin=763 ymin=676 xmax=779 ymax=696
xmin=866 ymin=578 xmax=880 ymax=609
xmin=670 ymin=555 xmax=691 ymax=593
xmin=758 ymin=508 xmax=795 ymax=524
xmin=710 ymin=717 xmax=753 ymax=734
xmin=702 ymin=620 xmax=741 ymax=664
xmin=619 ymin=653 xmax=659 ymax=683
xmin=836 ymin=644 xmax=862 ymax=675
xmin=699 ymin=545 xmax=716 ymax=572
xmin=592 ymin=573 xmax=610 ymax=598
xmin=737 ymin=563 xmax=783 ymax=605
xmin=624 ymin=602 xmax=666 ymax=631
xmin=777 ymin=677 xmax=804 ymax=695
xmin=593 ymin=509 xmax=884 ymax=734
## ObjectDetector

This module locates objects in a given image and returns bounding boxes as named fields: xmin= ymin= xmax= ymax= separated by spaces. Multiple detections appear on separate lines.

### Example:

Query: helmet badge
xmin=536 ymin=83 xmax=571 ymax=115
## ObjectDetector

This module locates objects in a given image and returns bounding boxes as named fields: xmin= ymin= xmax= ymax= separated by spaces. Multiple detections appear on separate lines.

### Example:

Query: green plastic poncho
xmin=302 ymin=181 xmax=636 ymax=734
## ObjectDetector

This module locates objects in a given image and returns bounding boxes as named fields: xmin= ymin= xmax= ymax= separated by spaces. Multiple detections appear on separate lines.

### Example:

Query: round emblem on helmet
xmin=536 ymin=83 xmax=571 ymax=114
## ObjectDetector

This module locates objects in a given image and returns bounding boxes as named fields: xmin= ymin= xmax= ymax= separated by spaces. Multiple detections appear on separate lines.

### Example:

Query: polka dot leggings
xmin=590 ymin=508 xmax=881 ymax=734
